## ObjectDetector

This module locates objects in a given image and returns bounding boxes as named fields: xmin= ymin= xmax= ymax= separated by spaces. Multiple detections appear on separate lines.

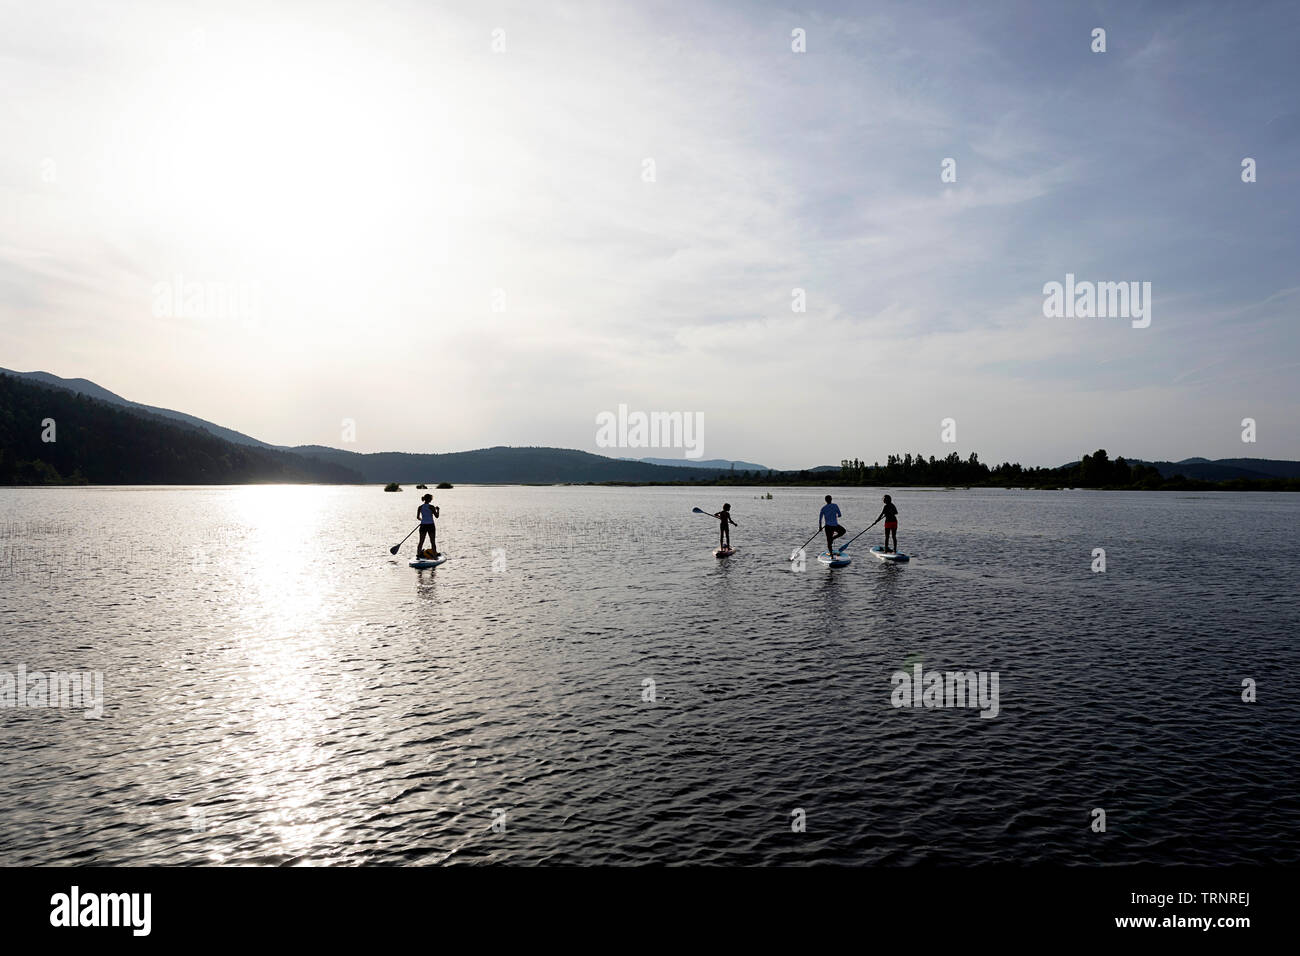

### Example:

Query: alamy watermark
xmin=890 ymin=664 xmax=999 ymax=718
xmin=49 ymin=886 xmax=150 ymax=936
xmin=595 ymin=403 xmax=704 ymax=459
xmin=152 ymin=274 xmax=261 ymax=323
xmin=1 ymin=665 xmax=104 ymax=718
xmin=1043 ymin=273 xmax=1151 ymax=328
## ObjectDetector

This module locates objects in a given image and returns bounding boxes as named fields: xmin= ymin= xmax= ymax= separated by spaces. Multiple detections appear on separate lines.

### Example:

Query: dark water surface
xmin=1 ymin=485 xmax=1296 ymax=865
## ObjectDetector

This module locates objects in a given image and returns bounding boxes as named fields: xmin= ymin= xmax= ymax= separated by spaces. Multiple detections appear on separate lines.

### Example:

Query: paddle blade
xmin=692 ymin=507 xmax=706 ymax=513
xmin=389 ymin=545 xmax=400 ymax=555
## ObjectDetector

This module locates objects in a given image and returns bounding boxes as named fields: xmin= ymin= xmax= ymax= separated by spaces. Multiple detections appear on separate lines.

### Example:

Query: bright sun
xmin=117 ymin=19 xmax=469 ymax=284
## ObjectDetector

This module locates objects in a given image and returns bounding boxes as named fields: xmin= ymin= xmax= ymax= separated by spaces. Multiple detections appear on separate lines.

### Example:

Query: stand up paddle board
xmin=818 ymin=550 xmax=851 ymax=568
xmin=871 ymin=546 xmax=909 ymax=562
xmin=409 ymin=555 xmax=451 ymax=569
xmin=714 ymin=546 xmax=736 ymax=558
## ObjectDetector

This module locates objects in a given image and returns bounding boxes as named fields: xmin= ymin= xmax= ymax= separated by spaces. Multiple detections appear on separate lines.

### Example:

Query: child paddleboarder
xmin=711 ymin=503 xmax=738 ymax=550
xmin=416 ymin=493 xmax=441 ymax=558
xmin=819 ymin=495 xmax=845 ymax=554
xmin=872 ymin=494 xmax=899 ymax=552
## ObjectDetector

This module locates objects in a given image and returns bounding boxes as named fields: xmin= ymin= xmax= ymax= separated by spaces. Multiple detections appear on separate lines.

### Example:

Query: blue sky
xmin=1 ymin=0 xmax=1296 ymax=468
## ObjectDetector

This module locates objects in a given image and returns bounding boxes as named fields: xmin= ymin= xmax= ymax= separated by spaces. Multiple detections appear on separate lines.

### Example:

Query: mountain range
xmin=621 ymin=456 xmax=770 ymax=471
xmin=0 ymin=372 xmax=359 ymax=485
xmin=1 ymin=368 xmax=1296 ymax=486
xmin=1059 ymin=455 xmax=1300 ymax=482
xmin=1 ymin=367 xmax=273 ymax=449
xmin=0 ymin=370 xmax=749 ymax=484
xmin=1136 ymin=458 xmax=1300 ymax=481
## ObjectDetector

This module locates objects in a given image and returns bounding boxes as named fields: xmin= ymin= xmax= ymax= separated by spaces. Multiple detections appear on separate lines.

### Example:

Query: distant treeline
xmin=4 ymin=368 xmax=1295 ymax=491
xmin=0 ymin=374 xmax=362 ymax=485
xmin=613 ymin=449 xmax=1300 ymax=491
xmin=836 ymin=450 xmax=1164 ymax=488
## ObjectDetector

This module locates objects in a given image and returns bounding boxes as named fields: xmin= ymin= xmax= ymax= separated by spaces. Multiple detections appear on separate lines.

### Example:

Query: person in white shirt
xmin=416 ymin=494 xmax=440 ymax=558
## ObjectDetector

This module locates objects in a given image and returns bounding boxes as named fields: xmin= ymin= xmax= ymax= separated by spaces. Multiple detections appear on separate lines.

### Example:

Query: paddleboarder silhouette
xmin=416 ymin=494 xmax=441 ymax=558
xmin=872 ymin=494 xmax=899 ymax=553
xmin=819 ymin=495 xmax=845 ymax=554
xmin=710 ymin=503 xmax=737 ymax=550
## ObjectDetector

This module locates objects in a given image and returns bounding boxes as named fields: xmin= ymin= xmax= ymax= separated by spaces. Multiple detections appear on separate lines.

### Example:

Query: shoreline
xmin=1 ymin=480 xmax=1297 ymax=492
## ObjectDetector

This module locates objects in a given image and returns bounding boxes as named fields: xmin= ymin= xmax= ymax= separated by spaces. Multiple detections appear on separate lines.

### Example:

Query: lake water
xmin=1 ymin=485 xmax=1297 ymax=865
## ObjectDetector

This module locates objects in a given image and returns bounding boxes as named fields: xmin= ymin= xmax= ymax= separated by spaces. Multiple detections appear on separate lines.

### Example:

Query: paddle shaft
xmin=694 ymin=507 xmax=738 ymax=525
xmin=389 ymin=524 xmax=421 ymax=554
xmin=791 ymin=528 xmax=822 ymax=559
xmin=840 ymin=517 xmax=883 ymax=552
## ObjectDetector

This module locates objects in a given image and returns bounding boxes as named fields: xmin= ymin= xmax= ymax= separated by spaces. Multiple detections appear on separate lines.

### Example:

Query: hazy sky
xmin=1 ymin=0 xmax=1297 ymax=468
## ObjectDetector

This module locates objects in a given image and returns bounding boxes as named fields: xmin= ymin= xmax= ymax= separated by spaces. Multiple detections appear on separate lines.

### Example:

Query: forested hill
xmin=1142 ymin=458 xmax=1300 ymax=481
xmin=0 ymin=366 xmax=271 ymax=448
xmin=289 ymin=444 xmax=733 ymax=484
xmin=0 ymin=373 xmax=362 ymax=484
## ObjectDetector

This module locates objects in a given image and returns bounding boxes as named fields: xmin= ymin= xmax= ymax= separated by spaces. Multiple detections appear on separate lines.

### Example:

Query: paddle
xmin=790 ymin=528 xmax=823 ymax=561
xmin=692 ymin=507 xmax=738 ymax=525
xmin=838 ymin=517 xmax=883 ymax=553
xmin=389 ymin=525 xmax=421 ymax=555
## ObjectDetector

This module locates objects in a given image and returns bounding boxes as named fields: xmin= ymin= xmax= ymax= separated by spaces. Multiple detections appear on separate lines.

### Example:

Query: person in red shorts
xmin=872 ymin=494 xmax=899 ymax=553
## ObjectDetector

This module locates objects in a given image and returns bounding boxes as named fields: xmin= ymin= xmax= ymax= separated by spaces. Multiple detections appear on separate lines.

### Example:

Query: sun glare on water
xmin=227 ymin=484 xmax=341 ymax=635
xmin=209 ymin=485 xmax=358 ymax=862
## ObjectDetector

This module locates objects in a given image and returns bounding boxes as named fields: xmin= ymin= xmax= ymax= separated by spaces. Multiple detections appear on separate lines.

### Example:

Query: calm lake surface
xmin=1 ymin=485 xmax=1297 ymax=865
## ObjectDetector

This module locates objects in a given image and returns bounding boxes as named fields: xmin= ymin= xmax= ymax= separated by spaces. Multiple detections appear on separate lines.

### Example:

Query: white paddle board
xmin=871 ymin=546 xmax=909 ymax=562
xmin=818 ymin=550 xmax=851 ymax=568
xmin=409 ymin=555 xmax=451 ymax=569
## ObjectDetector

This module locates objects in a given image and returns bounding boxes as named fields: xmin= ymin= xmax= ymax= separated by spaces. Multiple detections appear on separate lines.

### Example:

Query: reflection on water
xmin=0 ymin=484 xmax=1298 ymax=865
